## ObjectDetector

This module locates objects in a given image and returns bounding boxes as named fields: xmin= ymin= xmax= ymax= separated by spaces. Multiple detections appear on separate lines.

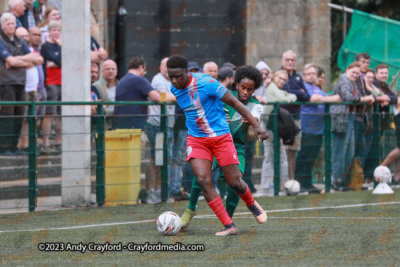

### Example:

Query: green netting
xmin=337 ymin=10 xmax=400 ymax=91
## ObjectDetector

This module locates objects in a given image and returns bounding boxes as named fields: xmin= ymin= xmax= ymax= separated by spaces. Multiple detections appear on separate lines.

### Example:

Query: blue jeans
xmin=332 ymin=114 xmax=355 ymax=183
xmin=354 ymin=120 xmax=367 ymax=165
xmin=362 ymin=133 xmax=374 ymax=167
xmin=295 ymin=133 xmax=323 ymax=187
xmin=170 ymin=129 xmax=191 ymax=195
xmin=145 ymin=124 xmax=175 ymax=193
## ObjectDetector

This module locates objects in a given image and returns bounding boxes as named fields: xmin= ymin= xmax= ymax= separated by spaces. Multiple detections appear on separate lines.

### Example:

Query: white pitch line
xmin=0 ymin=201 xmax=399 ymax=234
xmin=219 ymin=217 xmax=400 ymax=220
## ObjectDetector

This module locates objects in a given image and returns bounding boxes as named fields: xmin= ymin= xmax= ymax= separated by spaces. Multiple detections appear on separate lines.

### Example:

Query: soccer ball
xmin=374 ymin=166 xmax=392 ymax=184
xmin=284 ymin=180 xmax=300 ymax=196
xmin=156 ymin=211 xmax=182 ymax=236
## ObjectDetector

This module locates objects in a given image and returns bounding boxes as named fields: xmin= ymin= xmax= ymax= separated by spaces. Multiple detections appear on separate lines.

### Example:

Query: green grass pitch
xmin=0 ymin=189 xmax=399 ymax=266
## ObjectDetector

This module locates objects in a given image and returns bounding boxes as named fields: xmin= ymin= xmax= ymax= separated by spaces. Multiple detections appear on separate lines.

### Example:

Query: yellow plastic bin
xmin=104 ymin=129 xmax=142 ymax=206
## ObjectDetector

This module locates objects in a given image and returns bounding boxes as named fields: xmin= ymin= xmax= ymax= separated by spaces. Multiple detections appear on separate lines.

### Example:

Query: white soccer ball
xmin=284 ymin=180 xmax=300 ymax=196
xmin=156 ymin=211 xmax=182 ymax=236
xmin=374 ymin=166 xmax=392 ymax=184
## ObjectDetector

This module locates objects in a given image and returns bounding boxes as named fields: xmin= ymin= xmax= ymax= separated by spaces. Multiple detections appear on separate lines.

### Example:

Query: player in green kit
xmin=181 ymin=65 xmax=264 ymax=228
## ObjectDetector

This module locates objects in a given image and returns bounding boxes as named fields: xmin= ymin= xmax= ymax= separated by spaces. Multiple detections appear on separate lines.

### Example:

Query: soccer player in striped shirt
xmin=167 ymin=55 xmax=268 ymax=236
xmin=180 ymin=65 xmax=264 ymax=232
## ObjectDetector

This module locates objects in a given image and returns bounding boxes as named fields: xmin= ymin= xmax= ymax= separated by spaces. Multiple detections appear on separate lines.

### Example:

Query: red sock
xmin=208 ymin=196 xmax=232 ymax=226
xmin=238 ymin=185 xmax=254 ymax=206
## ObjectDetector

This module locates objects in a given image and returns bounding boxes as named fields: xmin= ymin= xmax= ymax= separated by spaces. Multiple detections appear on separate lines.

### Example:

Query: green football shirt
xmin=223 ymin=91 xmax=263 ymax=155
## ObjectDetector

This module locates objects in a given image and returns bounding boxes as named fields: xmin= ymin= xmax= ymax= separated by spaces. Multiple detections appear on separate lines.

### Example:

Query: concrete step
xmin=0 ymin=176 xmax=97 ymax=201
xmin=0 ymin=173 xmax=147 ymax=201
xmin=0 ymin=194 xmax=98 ymax=214
xmin=0 ymin=155 xmax=151 ymax=181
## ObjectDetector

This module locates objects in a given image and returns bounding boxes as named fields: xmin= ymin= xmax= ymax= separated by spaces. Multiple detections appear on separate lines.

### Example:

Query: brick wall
xmin=245 ymin=0 xmax=331 ymax=90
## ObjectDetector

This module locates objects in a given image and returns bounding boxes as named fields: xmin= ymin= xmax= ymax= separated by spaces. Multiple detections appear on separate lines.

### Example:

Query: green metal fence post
xmin=28 ymin=103 xmax=37 ymax=212
xmin=160 ymin=103 xmax=169 ymax=201
xmin=273 ymin=104 xmax=280 ymax=196
xmin=96 ymin=103 xmax=105 ymax=206
xmin=372 ymin=103 xmax=381 ymax=188
xmin=324 ymin=104 xmax=332 ymax=193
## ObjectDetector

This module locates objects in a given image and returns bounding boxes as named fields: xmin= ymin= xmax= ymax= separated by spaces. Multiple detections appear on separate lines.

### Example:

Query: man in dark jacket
xmin=19 ymin=0 xmax=41 ymax=29
xmin=280 ymin=50 xmax=310 ymax=180
xmin=363 ymin=64 xmax=396 ymax=182
xmin=0 ymin=12 xmax=42 ymax=153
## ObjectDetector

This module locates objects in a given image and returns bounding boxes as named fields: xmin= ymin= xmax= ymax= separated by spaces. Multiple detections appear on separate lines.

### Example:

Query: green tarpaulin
xmin=338 ymin=10 xmax=400 ymax=91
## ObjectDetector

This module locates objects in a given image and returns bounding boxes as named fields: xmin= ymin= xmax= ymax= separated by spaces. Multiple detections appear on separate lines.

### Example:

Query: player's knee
xmin=229 ymin=179 xmax=243 ymax=192
xmin=196 ymin=176 xmax=209 ymax=187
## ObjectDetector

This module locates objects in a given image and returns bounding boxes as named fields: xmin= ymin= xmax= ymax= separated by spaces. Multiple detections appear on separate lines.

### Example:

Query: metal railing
xmin=268 ymin=102 xmax=382 ymax=196
xmin=0 ymin=100 xmax=390 ymax=211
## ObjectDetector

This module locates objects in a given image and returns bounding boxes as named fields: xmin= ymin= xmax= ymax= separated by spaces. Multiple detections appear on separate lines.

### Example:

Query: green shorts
xmin=212 ymin=151 xmax=245 ymax=176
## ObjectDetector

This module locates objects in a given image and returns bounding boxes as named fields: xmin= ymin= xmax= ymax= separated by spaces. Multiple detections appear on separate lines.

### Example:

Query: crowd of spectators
xmin=1 ymin=0 xmax=399 ymax=203
xmin=110 ymin=51 xmax=399 ymax=202
xmin=0 ymin=0 xmax=104 ymax=155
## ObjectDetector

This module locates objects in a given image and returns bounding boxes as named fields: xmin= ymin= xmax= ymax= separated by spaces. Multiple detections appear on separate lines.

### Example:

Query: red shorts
xmin=186 ymin=133 xmax=239 ymax=166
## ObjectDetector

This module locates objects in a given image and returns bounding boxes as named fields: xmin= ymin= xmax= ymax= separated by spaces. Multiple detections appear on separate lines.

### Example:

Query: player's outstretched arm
xmin=221 ymin=91 xmax=268 ymax=141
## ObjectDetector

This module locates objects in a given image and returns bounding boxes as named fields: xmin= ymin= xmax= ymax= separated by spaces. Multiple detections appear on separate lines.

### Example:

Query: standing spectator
xmin=315 ymin=66 xmax=326 ymax=89
xmin=33 ymin=0 xmax=46 ymax=21
xmin=145 ymin=57 xmax=178 ymax=203
xmin=39 ymin=6 xmax=60 ymax=44
xmin=188 ymin=61 xmax=200 ymax=73
xmin=19 ymin=0 xmax=41 ymax=29
xmin=223 ymin=62 xmax=237 ymax=91
xmin=113 ymin=56 xmax=160 ymax=130
xmin=15 ymin=26 xmax=43 ymax=151
xmin=295 ymin=64 xmax=340 ymax=194
xmin=354 ymin=53 xmax=370 ymax=95
xmin=90 ymin=23 xmax=108 ymax=64
xmin=260 ymin=70 xmax=296 ymax=194
xmin=280 ymin=50 xmax=310 ymax=180
xmin=331 ymin=63 xmax=375 ymax=190
xmin=253 ymin=61 xmax=269 ymax=105
xmin=222 ymin=62 xmax=237 ymax=71
xmin=364 ymin=69 xmax=383 ymax=96
xmin=362 ymin=68 xmax=393 ymax=184
xmin=363 ymin=64 xmax=397 ymax=182
xmin=47 ymin=0 xmax=61 ymax=15
xmin=203 ymin=61 xmax=218 ymax=79
xmin=28 ymin=26 xmax=46 ymax=118
xmin=6 ymin=0 xmax=26 ymax=29
xmin=374 ymin=64 xmax=397 ymax=128
xmin=171 ymin=106 xmax=193 ymax=194
xmin=217 ymin=67 xmax=234 ymax=91
xmin=90 ymin=62 xmax=101 ymax=102
xmin=40 ymin=20 xmax=62 ymax=154
xmin=0 ymin=13 xmax=40 ymax=154
xmin=352 ymin=53 xmax=372 ymax=169
xmin=90 ymin=0 xmax=100 ymax=43
xmin=266 ymin=71 xmax=274 ymax=87
xmin=92 ymin=59 xmax=118 ymax=116
xmin=90 ymin=63 xmax=104 ymax=133
xmin=91 ymin=63 xmax=99 ymax=84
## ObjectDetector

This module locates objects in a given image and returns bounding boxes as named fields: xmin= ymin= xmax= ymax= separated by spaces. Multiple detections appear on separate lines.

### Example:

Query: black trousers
xmin=295 ymin=133 xmax=323 ymax=187
xmin=0 ymin=85 xmax=26 ymax=151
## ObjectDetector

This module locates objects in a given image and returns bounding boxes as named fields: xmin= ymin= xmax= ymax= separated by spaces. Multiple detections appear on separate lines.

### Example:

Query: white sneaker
xmin=147 ymin=191 xmax=161 ymax=204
